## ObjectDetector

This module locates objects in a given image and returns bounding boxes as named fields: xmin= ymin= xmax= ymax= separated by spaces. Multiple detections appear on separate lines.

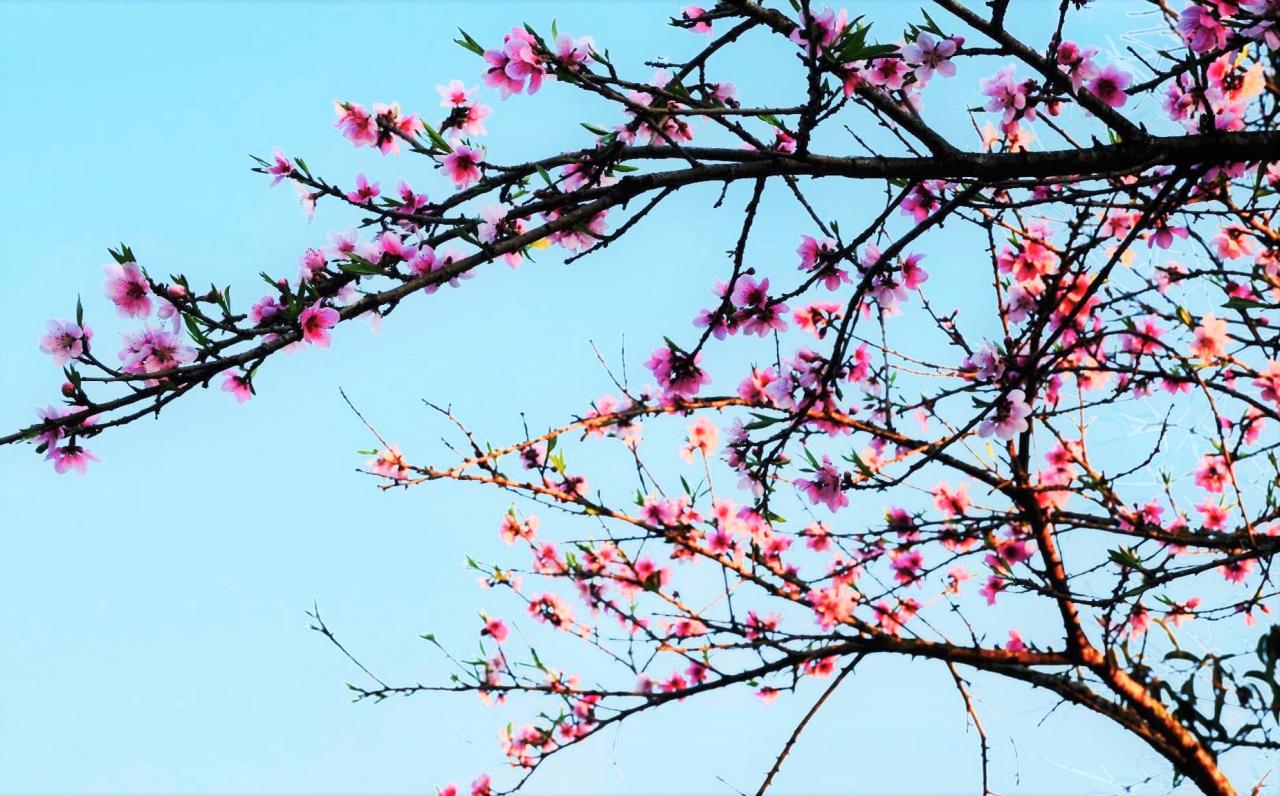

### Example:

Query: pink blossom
xmin=103 ymin=262 xmax=151 ymax=318
xmin=484 ymin=27 xmax=547 ymax=98
xmin=1006 ymin=630 xmax=1027 ymax=652
xmin=789 ymin=5 xmax=848 ymax=53
xmin=118 ymin=326 xmax=196 ymax=375
xmin=346 ymin=172 xmax=381 ymax=204
xmin=220 ymin=370 xmax=253 ymax=403
xmin=1178 ymin=4 xmax=1229 ymax=52
xmin=680 ymin=416 xmax=718 ymax=462
xmin=796 ymin=455 xmax=848 ymax=512
xmin=438 ymin=79 xmax=475 ymax=108
xmin=681 ymin=6 xmax=712 ymax=34
xmin=900 ymin=33 xmax=959 ymax=82
xmin=266 ymin=147 xmax=294 ymax=185
xmin=334 ymin=101 xmax=378 ymax=147
xmin=39 ymin=319 xmax=91 ymax=365
xmin=299 ymin=300 xmax=339 ymax=348
xmin=864 ymin=57 xmax=910 ymax=90
xmin=1087 ymin=65 xmax=1131 ymax=108
xmin=371 ymin=102 xmax=424 ymax=155
xmin=441 ymin=146 xmax=484 ymax=188
xmin=47 ymin=442 xmax=98 ymax=474
xmin=1194 ymin=453 xmax=1234 ymax=494
xmin=797 ymin=235 xmax=849 ymax=290
xmin=554 ymin=34 xmax=594 ymax=68
xmin=1254 ymin=361 xmax=1280 ymax=405
xmin=932 ymin=482 xmax=970 ymax=517
xmin=1055 ymin=42 xmax=1099 ymax=90
xmin=978 ymin=388 xmax=1032 ymax=440
xmin=482 ymin=617 xmax=509 ymax=643
xmin=1190 ymin=314 xmax=1229 ymax=362
xmin=645 ymin=345 xmax=710 ymax=400
xmin=368 ymin=445 xmax=408 ymax=479
xmin=980 ymin=65 xmax=1032 ymax=124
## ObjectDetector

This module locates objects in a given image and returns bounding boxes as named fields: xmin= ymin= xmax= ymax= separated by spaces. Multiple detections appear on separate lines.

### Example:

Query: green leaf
xmin=454 ymin=28 xmax=486 ymax=56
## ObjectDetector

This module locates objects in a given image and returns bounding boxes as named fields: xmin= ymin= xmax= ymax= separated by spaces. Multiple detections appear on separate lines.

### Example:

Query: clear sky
xmin=0 ymin=2 xmax=1270 ymax=795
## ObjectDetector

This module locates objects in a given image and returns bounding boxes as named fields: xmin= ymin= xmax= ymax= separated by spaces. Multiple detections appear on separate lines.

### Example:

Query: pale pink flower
xmin=39 ymin=319 xmax=91 ymax=365
xmin=978 ymin=389 xmax=1032 ymax=440
xmin=680 ymin=416 xmax=719 ymax=462
xmin=1190 ymin=314 xmax=1229 ymax=362
xmin=103 ymin=262 xmax=151 ymax=318
xmin=900 ymin=33 xmax=959 ymax=82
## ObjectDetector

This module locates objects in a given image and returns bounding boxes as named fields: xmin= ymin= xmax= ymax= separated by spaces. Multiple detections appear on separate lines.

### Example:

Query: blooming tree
xmin=7 ymin=1 xmax=1280 ymax=793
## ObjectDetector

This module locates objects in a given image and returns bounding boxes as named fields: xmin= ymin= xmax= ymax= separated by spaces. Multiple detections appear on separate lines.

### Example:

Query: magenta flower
xmin=1178 ymin=3 xmax=1229 ymax=52
xmin=39 ymin=319 xmax=91 ymax=365
xmin=441 ymin=146 xmax=484 ymax=188
xmin=333 ymin=101 xmax=378 ymax=147
xmin=645 ymin=345 xmax=710 ymax=400
xmin=681 ymin=6 xmax=712 ymax=34
xmin=266 ymin=147 xmax=294 ymax=186
xmin=864 ymin=57 xmax=910 ymax=90
xmin=1055 ymin=42 xmax=1099 ymax=90
xmin=220 ymin=370 xmax=253 ymax=403
xmin=299 ymin=300 xmax=339 ymax=348
xmin=796 ymin=455 xmax=849 ymax=513
xmin=346 ymin=172 xmax=381 ymax=204
xmin=484 ymin=27 xmax=546 ymax=98
xmin=797 ymin=234 xmax=849 ymax=291
xmin=103 ymin=261 xmax=151 ymax=318
xmin=1087 ymin=65 xmax=1131 ymax=108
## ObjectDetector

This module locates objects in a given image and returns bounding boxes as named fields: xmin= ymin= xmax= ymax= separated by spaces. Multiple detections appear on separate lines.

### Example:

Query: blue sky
xmin=0 ymin=2 xmax=1270 ymax=794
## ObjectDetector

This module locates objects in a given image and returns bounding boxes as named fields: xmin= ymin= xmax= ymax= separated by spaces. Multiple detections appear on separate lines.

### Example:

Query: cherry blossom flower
xmin=980 ymin=65 xmax=1032 ymax=124
xmin=299 ymin=300 xmax=339 ymax=348
xmin=1055 ymin=42 xmax=1099 ymax=90
xmin=334 ymin=101 xmax=378 ymax=147
xmin=482 ymin=617 xmax=509 ymax=643
xmin=932 ymin=482 xmax=971 ymax=517
xmin=441 ymin=146 xmax=485 ymax=188
xmin=796 ymin=455 xmax=848 ymax=512
xmin=1190 ymin=314 xmax=1229 ymax=362
xmin=266 ymin=147 xmax=294 ymax=185
xmin=1194 ymin=453 xmax=1234 ymax=494
xmin=978 ymin=388 xmax=1032 ymax=440
xmin=788 ymin=5 xmax=848 ymax=53
xmin=864 ymin=57 xmax=909 ymax=90
xmin=47 ymin=442 xmax=98 ymax=474
xmin=1178 ymin=3 xmax=1229 ymax=52
xmin=1087 ymin=64 xmax=1131 ymax=108
xmin=681 ymin=6 xmax=712 ymax=34
xmin=680 ymin=416 xmax=719 ymax=462
xmin=346 ymin=172 xmax=381 ymax=204
xmin=39 ymin=319 xmax=91 ymax=365
xmin=484 ymin=27 xmax=547 ymax=98
xmin=220 ymin=370 xmax=253 ymax=403
xmin=103 ymin=262 xmax=151 ymax=318
xmin=645 ymin=345 xmax=710 ymax=400
xmin=554 ymin=34 xmax=594 ymax=68
xmin=900 ymin=33 xmax=959 ymax=82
